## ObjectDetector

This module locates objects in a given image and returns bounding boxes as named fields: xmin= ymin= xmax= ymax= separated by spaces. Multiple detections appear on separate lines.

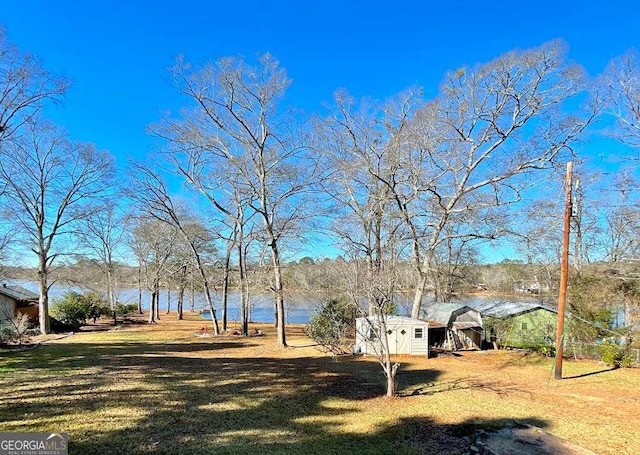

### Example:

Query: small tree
xmin=0 ymin=120 xmax=114 ymax=334
xmin=0 ymin=313 xmax=32 ymax=346
xmin=306 ymin=298 xmax=356 ymax=354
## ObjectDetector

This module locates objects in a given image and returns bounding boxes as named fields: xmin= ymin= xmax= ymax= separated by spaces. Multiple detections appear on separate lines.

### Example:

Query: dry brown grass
xmin=0 ymin=313 xmax=638 ymax=454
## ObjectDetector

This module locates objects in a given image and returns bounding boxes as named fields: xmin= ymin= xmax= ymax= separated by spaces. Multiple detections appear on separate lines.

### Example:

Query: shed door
xmin=395 ymin=327 xmax=410 ymax=354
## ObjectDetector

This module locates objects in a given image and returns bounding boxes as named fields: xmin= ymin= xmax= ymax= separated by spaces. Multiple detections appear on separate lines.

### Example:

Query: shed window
xmin=368 ymin=328 xmax=376 ymax=341
xmin=521 ymin=322 xmax=528 ymax=330
xmin=414 ymin=328 xmax=424 ymax=339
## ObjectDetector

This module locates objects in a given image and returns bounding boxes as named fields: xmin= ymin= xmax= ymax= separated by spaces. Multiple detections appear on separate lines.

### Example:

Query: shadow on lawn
xmin=0 ymin=341 xmax=549 ymax=454
xmin=563 ymin=367 xmax=617 ymax=379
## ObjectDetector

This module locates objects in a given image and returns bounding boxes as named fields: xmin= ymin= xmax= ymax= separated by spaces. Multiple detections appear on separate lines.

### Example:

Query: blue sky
xmin=2 ymin=0 xmax=640 ymax=262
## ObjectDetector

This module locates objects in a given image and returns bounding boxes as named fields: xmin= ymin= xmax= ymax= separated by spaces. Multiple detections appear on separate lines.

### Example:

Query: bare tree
xmin=74 ymin=200 xmax=126 ymax=325
xmin=601 ymin=49 xmax=640 ymax=148
xmin=0 ymin=28 xmax=69 ymax=145
xmin=404 ymin=41 xmax=594 ymax=317
xmin=128 ymin=162 xmax=221 ymax=333
xmin=130 ymin=218 xmax=178 ymax=323
xmin=153 ymin=54 xmax=316 ymax=346
xmin=0 ymin=120 xmax=113 ymax=333
xmin=318 ymin=91 xmax=409 ymax=397
xmin=0 ymin=29 xmax=69 ymax=269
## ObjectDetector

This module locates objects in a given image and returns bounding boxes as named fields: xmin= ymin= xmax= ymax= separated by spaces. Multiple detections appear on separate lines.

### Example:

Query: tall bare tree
xmin=319 ymin=43 xmax=593 ymax=319
xmin=74 ymin=200 xmax=126 ymax=325
xmin=130 ymin=218 xmax=178 ymax=324
xmin=128 ymin=163 xmax=221 ymax=333
xmin=404 ymin=41 xmax=594 ymax=317
xmin=153 ymin=54 xmax=316 ymax=346
xmin=0 ymin=28 xmax=69 ymax=145
xmin=601 ymin=49 xmax=640 ymax=148
xmin=0 ymin=120 xmax=113 ymax=333
xmin=0 ymin=29 xmax=70 ymax=268
xmin=318 ymin=91 xmax=410 ymax=397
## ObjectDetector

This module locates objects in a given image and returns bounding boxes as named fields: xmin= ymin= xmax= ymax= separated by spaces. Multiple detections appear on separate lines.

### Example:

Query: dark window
xmin=368 ymin=328 xmax=376 ymax=341
xmin=400 ymin=329 xmax=406 ymax=335
xmin=414 ymin=328 xmax=423 ymax=339
xmin=521 ymin=322 xmax=528 ymax=330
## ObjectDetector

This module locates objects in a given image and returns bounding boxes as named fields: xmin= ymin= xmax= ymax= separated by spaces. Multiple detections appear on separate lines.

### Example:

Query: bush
xmin=599 ymin=342 xmax=635 ymax=368
xmin=116 ymin=303 xmax=138 ymax=315
xmin=0 ymin=313 xmax=32 ymax=345
xmin=83 ymin=292 xmax=111 ymax=320
xmin=306 ymin=298 xmax=356 ymax=355
xmin=520 ymin=342 xmax=555 ymax=357
xmin=50 ymin=292 xmax=109 ymax=330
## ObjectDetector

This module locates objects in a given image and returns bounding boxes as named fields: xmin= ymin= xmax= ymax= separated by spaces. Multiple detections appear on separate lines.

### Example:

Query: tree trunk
xmin=166 ymin=286 xmax=171 ymax=314
xmin=268 ymin=237 xmax=286 ymax=347
xmin=222 ymin=238 xmax=233 ymax=332
xmin=202 ymin=280 xmax=219 ymax=335
xmin=107 ymin=266 xmax=116 ymax=325
xmin=155 ymin=286 xmax=161 ymax=320
xmin=238 ymin=237 xmax=249 ymax=336
xmin=177 ymin=285 xmax=184 ymax=320
xmin=379 ymin=317 xmax=399 ymax=397
xmin=411 ymin=274 xmax=428 ymax=319
xmin=137 ymin=266 xmax=143 ymax=314
xmin=148 ymin=290 xmax=156 ymax=324
xmin=189 ymin=246 xmax=219 ymax=335
xmin=385 ymin=361 xmax=399 ymax=398
xmin=37 ymin=254 xmax=50 ymax=334
xmin=190 ymin=281 xmax=195 ymax=312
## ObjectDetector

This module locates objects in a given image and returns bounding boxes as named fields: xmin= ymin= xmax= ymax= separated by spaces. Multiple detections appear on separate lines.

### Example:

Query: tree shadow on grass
xmin=0 ymin=340 xmax=549 ymax=454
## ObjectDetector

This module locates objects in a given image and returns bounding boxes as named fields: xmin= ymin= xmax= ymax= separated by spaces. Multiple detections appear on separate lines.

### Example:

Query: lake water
xmin=13 ymin=280 xmax=547 ymax=325
xmin=14 ymin=280 xmax=322 ymax=324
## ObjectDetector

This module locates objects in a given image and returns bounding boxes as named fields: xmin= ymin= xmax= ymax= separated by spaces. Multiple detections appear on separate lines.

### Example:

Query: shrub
xmin=83 ymin=292 xmax=111 ymax=320
xmin=50 ymin=292 xmax=109 ymax=330
xmin=0 ymin=313 xmax=32 ymax=345
xmin=523 ymin=342 xmax=555 ymax=357
xmin=116 ymin=303 xmax=138 ymax=315
xmin=306 ymin=298 xmax=356 ymax=355
xmin=599 ymin=342 xmax=635 ymax=368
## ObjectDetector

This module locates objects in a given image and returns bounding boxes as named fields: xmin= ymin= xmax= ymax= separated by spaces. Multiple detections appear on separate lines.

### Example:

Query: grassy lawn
xmin=0 ymin=314 xmax=638 ymax=454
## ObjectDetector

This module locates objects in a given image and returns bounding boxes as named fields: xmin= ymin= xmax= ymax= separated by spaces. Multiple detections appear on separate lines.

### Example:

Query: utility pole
xmin=555 ymin=162 xmax=573 ymax=380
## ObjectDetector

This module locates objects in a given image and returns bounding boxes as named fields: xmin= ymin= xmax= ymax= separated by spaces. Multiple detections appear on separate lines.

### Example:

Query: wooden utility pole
xmin=555 ymin=162 xmax=573 ymax=380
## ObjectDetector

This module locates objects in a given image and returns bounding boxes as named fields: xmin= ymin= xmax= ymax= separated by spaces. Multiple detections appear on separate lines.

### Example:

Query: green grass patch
xmin=0 ymin=319 xmax=638 ymax=454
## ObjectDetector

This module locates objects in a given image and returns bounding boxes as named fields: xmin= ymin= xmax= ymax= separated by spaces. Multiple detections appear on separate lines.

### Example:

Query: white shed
xmin=354 ymin=316 xmax=429 ymax=356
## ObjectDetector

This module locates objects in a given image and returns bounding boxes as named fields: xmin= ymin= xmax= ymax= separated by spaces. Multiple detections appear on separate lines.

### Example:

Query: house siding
xmin=487 ymin=308 xmax=558 ymax=347
xmin=354 ymin=317 xmax=429 ymax=356
xmin=0 ymin=297 xmax=13 ymax=325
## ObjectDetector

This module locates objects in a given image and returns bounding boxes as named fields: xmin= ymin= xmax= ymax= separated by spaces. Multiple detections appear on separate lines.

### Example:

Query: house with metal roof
xmin=421 ymin=303 xmax=483 ymax=350
xmin=0 ymin=283 xmax=39 ymax=326
xmin=468 ymin=300 xmax=558 ymax=348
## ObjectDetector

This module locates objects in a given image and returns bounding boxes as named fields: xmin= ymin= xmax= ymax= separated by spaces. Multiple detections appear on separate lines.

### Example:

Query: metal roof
xmin=0 ymin=284 xmax=39 ymax=302
xmin=467 ymin=300 xmax=557 ymax=319
xmin=421 ymin=303 xmax=480 ymax=326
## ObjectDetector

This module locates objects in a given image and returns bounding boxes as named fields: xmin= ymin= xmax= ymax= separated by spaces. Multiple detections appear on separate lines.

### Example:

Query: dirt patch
xmin=471 ymin=421 xmax=597 ymax=455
